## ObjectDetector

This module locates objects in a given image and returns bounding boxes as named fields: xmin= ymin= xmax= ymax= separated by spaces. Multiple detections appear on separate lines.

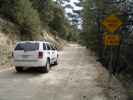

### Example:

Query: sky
xmin=65 ymin=0 xmax=82 ymax=13
xmin=64 ymin=0 xmax=82 ymax=29
xmin=53 ymin=0 xmax=82 ymax=13
xmin=53 ymin=0 xmax=82 ymax=29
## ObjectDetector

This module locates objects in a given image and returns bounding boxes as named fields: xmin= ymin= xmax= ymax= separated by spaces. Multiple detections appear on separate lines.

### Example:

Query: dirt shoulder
xmin=95 ymin=62 xmax=128 ymax=100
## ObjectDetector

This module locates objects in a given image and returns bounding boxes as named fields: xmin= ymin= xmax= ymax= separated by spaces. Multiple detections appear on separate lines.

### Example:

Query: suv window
xmin=15 ymin=43 xmax=24 ymax=50
xmin=43 ymin=43 xmax=47 ymax=50
xmin=15 ymin=43 xmax=39 ymax=51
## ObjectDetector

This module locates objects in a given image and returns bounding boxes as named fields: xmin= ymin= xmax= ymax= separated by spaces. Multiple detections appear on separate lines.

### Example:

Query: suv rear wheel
xmin=15 ymin=67 xmax=23 ymax=72
xmin=41 ymin=59 xmax=50 ymax=73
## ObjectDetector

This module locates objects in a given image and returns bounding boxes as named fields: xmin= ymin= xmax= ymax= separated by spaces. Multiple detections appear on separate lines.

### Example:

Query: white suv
xmin=13 ymin=41 xmax=59 ymax=73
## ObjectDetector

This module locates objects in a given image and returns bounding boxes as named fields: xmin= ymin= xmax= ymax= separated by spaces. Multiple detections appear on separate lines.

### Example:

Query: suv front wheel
xmin=54 ymin=59 xmax=58 ymax=65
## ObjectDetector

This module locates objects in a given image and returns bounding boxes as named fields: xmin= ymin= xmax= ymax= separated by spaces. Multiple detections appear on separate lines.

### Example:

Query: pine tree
xmin=31 ymin=0 xmax=54 ymax=27
xmin=14 ymin=0 xmax=41 ymax=40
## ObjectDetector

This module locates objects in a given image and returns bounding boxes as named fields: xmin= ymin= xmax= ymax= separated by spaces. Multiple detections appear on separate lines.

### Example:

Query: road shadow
xmin=0 ymin=68 xmax=46 ymax=79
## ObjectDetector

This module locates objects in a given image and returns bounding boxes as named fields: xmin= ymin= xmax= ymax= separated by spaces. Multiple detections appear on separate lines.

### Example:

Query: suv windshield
xmin=15 ymin=43 xmax=39 ymax=51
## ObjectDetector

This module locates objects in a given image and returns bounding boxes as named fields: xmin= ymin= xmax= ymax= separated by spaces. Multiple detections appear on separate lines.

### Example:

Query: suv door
xmin=51 ymin=44 xmax=57 ymax=62
xmin=49 ymin=44 xmax=56 ymax=63
xmin=46 ymin=43 xmax=52 ymax=63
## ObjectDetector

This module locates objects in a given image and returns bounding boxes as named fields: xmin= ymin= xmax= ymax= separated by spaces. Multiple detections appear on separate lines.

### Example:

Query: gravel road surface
xmin=0 ymin=44 xmax=127 ymax=100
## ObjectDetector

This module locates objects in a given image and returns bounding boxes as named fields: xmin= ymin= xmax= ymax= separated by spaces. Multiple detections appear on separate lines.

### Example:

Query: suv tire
xmin=54 ymin=59 xmax=58 ymax=65
xmin=15 ymin=67 xmax=23 ymax=72
xmin=42 ymin=59 xmax=50 ymax=73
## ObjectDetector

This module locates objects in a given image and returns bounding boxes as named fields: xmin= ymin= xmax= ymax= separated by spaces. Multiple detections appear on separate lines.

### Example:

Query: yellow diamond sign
xmin=102 ymin=15 xmax=122 ymax=33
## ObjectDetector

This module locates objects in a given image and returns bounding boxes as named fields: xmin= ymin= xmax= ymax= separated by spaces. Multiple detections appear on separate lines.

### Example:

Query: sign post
xmin=101 ymin=14 xmax=123 ymax=93
xmin=102 ymin=14 xmax=123 ymax=72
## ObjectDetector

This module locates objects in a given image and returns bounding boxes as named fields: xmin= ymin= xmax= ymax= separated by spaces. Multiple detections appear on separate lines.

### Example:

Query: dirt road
xmin=0 ymin=44 xmax=127 ymax=100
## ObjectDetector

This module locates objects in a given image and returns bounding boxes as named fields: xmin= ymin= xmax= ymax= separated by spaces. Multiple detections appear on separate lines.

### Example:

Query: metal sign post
xmin=102 ymin=14 xmax=123 ymax=74
xmin=101 ymin=14 xmax=123 ymax=97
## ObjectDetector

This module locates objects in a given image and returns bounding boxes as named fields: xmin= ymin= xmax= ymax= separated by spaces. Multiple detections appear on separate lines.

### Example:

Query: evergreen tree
xmin=0 ymin=0 xmax=15 ymax=21
xmin=31 ymin=0 xmax=54 ymax=28
xmin=14 ymin=0 xmax=41 ymax=40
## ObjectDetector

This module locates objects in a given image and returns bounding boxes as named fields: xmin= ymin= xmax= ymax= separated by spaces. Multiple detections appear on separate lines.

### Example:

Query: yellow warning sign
xmin=102 ymin=15 xmax=122 ymax=33
xmin=104 ymin=35 xmax=121 ymax=46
